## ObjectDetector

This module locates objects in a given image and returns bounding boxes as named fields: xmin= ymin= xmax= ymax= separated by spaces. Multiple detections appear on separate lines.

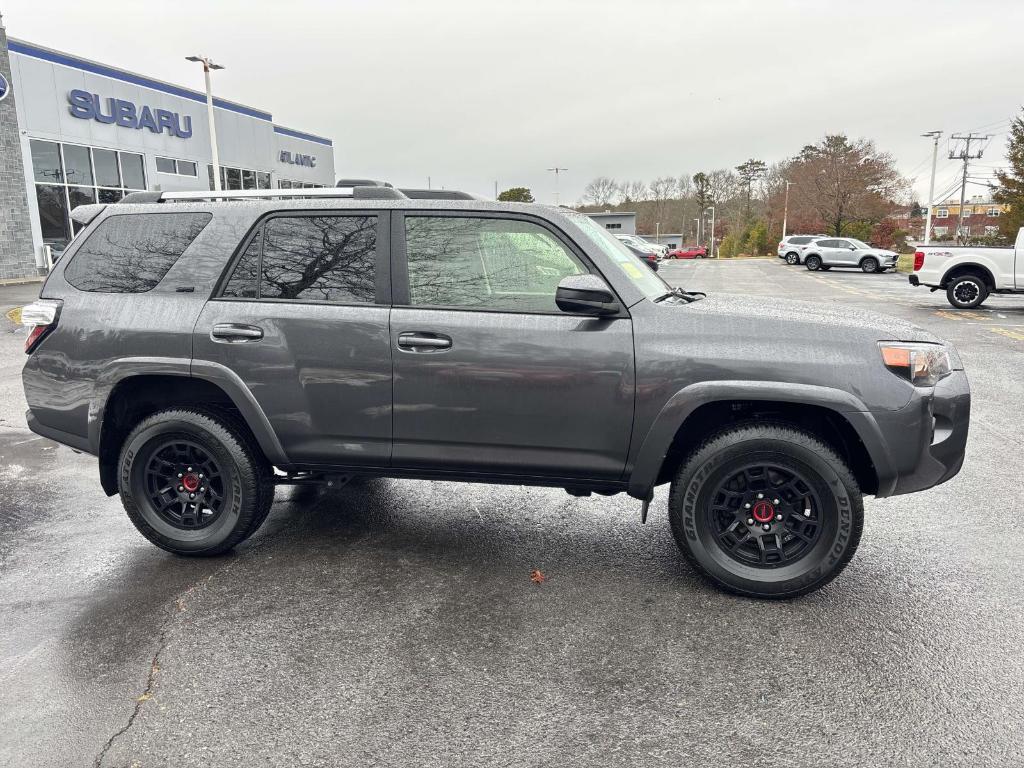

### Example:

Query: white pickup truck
xmin=910 ymin=227 xmax=1024 ymax=308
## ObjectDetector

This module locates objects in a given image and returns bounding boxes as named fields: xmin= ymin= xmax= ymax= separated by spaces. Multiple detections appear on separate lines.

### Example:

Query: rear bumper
xmin=872 ymin=369 xmax=970 ymax=497
xmin=908 ymin=274 xmax=920 ymax=286
xmin=26 ymin=408 xmax=93 ymax=454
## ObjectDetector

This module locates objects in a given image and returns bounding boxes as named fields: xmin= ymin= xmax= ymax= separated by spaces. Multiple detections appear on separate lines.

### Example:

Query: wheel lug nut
xmin=776 ymin=514 xmax=783 ymax=521
xmin=803 ymin=510 xmax=811 ymax=517
xmin=744 ymin=503 xmax=751 ymax=509
xmin=189 ymin=493 xmax=195 ymax=499
xmin=177 ymin=473 xmax=183 ymax=478
xmin=187 ymin=467 xmax=193 ymax=472
xmin=773 ymin=498 xmax=780 ymax=504
xmin=762 ymin=524 xmax=771 ymax=531
xmin=199 ymin=473 xmax=204 ymax=479
xmin=178 ymin=485 xmax=184 ymax=491
xmin=199 ymin=487 xmax=205 ymax=493
xmin=747 ymin=518 xmax=754 ymax=525
xmin=757 ymin=493 xmax=764 ymax=499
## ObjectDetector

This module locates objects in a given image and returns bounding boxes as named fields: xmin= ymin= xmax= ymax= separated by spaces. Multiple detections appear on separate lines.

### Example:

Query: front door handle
xmin=211 ymin=323 xmax=264 ymax=343
xmin=397 ymin=332 xmax=452 ymax=352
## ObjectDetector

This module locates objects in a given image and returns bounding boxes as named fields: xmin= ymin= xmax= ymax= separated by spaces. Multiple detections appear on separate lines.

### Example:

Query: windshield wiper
xmin=654 ymin=287 xmax=706 ymax=304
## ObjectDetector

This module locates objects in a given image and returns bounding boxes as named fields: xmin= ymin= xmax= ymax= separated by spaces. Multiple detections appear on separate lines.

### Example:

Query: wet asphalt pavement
xmin=1 ymin=261 xmax=1023 ymax=767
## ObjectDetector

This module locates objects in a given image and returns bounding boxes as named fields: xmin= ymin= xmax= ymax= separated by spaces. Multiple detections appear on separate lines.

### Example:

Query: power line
xmin=949 ymin=133 xmax=992 ymax=242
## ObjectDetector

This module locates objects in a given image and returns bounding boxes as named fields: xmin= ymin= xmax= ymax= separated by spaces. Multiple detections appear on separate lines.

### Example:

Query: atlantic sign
xmin=67 ymin=90 xmax=193 ymax=138
xmin=280 ymin=150 xmax=316 ymax=168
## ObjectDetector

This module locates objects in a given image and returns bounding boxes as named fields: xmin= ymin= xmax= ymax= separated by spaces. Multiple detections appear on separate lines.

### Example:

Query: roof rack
xmin=400 ymin=189 xmax=482 ymax=200
xmin=120 ymin=187 xmax=408 ymax=204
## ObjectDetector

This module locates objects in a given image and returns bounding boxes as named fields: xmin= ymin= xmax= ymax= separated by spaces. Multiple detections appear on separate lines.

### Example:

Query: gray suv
xmin=20 ymin=187 xmax=970 ymax=598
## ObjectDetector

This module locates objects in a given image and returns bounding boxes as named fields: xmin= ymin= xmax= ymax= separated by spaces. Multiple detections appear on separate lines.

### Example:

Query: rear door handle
xmin=397 ymin=332 xmax=452 ymax=352
xmin=211 ymin=323 xmax=264 ymax=342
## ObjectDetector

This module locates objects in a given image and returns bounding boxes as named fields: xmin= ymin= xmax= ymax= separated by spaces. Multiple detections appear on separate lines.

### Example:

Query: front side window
xmin=221 ymin=216 xmax=377 ymax=303
xmin=64 ymin=213 xmax=212 ymax=293
xmin=405 ymin=216 xmax=585 ymax=312
xmin=567 ymin=211 xmax=668 ymax=300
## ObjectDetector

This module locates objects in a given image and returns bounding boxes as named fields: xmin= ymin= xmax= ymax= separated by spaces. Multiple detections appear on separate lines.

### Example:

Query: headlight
xmin=879 ymin=343 xmax=951 ymax=386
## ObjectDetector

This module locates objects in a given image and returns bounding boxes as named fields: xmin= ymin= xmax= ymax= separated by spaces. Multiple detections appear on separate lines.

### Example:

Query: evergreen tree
xmin=993 ymin=111 xmax=1024 ymax=239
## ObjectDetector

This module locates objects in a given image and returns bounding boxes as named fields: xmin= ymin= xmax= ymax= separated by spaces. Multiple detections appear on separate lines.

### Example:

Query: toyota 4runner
xmin=21 ymin=186 xmax=971 ymax=598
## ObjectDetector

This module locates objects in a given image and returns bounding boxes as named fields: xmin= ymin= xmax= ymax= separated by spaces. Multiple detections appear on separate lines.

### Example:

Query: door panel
xmin=194 ymin=301 xmax=392 ymax=465
xmin=391 ymin=307 xmax=634 ymax=478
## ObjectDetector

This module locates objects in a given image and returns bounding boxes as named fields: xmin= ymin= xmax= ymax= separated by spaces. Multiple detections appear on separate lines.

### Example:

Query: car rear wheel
xmin=861 ymin=256 xmax=879 ymax=273
xmin=785 ymin=253 xmax=799 ymax=265
xmin=668 ymin=424 xmax=863 ymax=598
xmin=118 ymin=408 xmax=274 ymax=556
xmin=946 ymin=274 xmax=988 ymax=309
xmin=805 ymin=255 xmax=822 ymax=271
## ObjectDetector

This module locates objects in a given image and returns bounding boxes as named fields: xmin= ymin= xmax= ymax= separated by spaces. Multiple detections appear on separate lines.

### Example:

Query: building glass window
xmin=257 ymin=172 xmax=272 ymax=189
xmin=93 ymin=149 xmax=120 ymax=187
xmin=119 ymin=152 xmax=146 ymax=189
xmin=157 ymin=157 xmax=198 ymax=176
xmin=936 ymin=208 xmax=948 ymax=219
xmin=29 ymin=142 xmax=147 ymax=251
xmin=177 ymin=160 xmax=197 ymax=176
xmin=30 ymin=140 xmax=64 ymax=184
xmin=62 ymin=144 xmax=93 ymax=186
xmin=225 ymin=167 xmax=242 ymax=190
xmin=987 ymin=207 xmax=1000 ymax=217
xmin=242 ymin=170 xmax=257 ymax=190
xmin=279 ymin=179 xmax=293 ymax=189
xmin=155 ymin=156 xmax=177 ymax=174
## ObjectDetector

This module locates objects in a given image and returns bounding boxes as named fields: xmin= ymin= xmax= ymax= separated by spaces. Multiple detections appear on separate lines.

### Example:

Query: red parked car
xmin=668 ymin=245 xmax=707 ymax=259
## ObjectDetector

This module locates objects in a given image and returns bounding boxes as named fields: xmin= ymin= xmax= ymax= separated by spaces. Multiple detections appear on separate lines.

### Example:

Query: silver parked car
xmin=800 ymin=237 xmax=899 ymax=273
xmin=777 ymin=235 xmax=824 ymax=265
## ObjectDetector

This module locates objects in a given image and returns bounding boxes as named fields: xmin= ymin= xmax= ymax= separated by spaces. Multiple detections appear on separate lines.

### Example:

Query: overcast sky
xmin=3 ymin=0 xmax=1020 ymax=205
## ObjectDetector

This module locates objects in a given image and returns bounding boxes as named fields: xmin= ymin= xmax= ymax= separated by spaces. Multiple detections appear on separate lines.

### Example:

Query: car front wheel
xmin=805 ymin=256 xmax=822 ymax=271
xmin=946 ymin=274 xmax=988 ymax=309
xmin=668 ymin=424 xmax=863 ymax=598
xmin=861 ymin=256 xmax=879 ymax=273
xmin=118 ymin=408 xmax=275 ymax=556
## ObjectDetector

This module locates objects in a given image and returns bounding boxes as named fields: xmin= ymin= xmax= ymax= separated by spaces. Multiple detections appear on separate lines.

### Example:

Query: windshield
xmin=568 ymin=212 xmax=670 ymax=300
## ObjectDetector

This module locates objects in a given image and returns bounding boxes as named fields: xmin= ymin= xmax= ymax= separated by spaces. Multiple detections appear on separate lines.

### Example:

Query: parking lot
xmin=1 ymin=259 xmax=1022 ymax=767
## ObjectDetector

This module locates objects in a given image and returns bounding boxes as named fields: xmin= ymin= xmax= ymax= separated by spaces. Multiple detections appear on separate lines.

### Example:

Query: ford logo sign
xmin=0 ymin=72 xmax=9 ymax=103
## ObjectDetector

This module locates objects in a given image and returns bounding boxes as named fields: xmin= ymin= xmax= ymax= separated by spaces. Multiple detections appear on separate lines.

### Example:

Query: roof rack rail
xmin=121 ymin=187 xmax=409 ymax=203
xmin=399 ymin=189 xmax=481 ymax=200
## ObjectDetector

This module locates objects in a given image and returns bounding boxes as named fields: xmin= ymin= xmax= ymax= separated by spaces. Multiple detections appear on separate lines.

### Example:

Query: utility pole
xmin=921 ymin=131 xmax=942 ymax=244
xmin=494 ymin=181 xmax=498 ymax=199
xmin=781 ymin=181 xmax=792 ymax=239
xmin=427 ymin=176 xmax=431 ymax=190
xmin=706 ymin=207 xmax=716 ymax=258
xmin=547 ymin=167 xmax=567 ymax=206
xmin=949 ymin=133 xmax=991 ymax=243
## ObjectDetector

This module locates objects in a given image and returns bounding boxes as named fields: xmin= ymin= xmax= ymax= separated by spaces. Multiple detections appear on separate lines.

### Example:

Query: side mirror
xmin=555 ymin=274 xmax=620 ymax=316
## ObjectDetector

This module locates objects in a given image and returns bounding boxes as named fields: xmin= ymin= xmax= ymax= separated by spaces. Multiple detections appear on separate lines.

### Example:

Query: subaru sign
xmin=67 ymin=89 xmax=193 ymax=138
xmin=0 ymin=72 xmax=9 ymax=103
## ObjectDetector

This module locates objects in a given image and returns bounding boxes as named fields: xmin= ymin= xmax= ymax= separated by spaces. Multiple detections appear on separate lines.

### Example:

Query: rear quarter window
xmin=64 ymin=212 xmax=212 ymax=293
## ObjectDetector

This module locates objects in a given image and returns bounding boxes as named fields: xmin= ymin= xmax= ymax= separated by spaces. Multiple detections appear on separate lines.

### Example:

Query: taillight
xmin=21 ymin=299 xmax=62 ymax=354
xmin=778 ymin=242 xmax=784 ymax=249
xmin=913 ymin=251 xmax=925 ymax=271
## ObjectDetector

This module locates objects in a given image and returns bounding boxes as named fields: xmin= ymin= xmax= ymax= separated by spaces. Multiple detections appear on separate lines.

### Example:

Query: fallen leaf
xmin=137 ymin=692 xmax=152 ymax=703
xmin=530 ymin=569 xmax=545 ymax=585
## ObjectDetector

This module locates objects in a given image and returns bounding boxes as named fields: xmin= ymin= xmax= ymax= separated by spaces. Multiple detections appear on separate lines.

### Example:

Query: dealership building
xmin=0 ymin=21 xmax=336 ymax=281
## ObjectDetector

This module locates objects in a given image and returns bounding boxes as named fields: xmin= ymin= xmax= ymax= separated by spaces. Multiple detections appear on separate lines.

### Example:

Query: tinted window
xmin=119 ymin=152 xmax=146 ymax=189
xmin=405 ymin=216 xmax=585 ymax=312
xmin=222 ymin=231 xmax=260 ymax=299
xmin=177 ymin=160 xmax=197 ymax=176
xmin=65 ymin=213 xmax=212 ymax=293
xmin=93 ymin=149 xmax=120 ymax=187
xmin=35 ymin=185 xmax=69 ymax=242
xmin=155 ymin=156 xmax=176 ymax=174
xmin=30 ymin=140 xmax=63 ymax=183
xmin=63 ymin=144 xmax=93 ymax=186
xmin=790 ymin=237 xmax=813 ymax=244
xmin=221 ymin=216 xmax=377 ymax=303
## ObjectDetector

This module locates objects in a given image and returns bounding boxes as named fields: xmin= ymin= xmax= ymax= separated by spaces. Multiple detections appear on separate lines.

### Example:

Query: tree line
xmin=575 ymin=134 xmax=909 ymax=255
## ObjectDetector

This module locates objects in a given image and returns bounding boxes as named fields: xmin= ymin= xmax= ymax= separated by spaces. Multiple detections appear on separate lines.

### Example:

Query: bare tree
xmin=620 ymin=180 xmax=650 ymax=203
xmin=787 ymin=135 xmax=906 ymax=236
xmin=581 ymin=176 xmax=620 ymax=207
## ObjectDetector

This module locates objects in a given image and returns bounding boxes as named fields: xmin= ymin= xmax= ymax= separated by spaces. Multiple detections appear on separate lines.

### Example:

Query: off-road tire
xmin=805 ymin=255 xmax=822 ymax=271
xmin=668 ymin=423 xmax=863 ymax=599
xmin=119 ymin=408 xmax=274 ymax=556
xmin=946 ymin=274 xmax=988 ymax=309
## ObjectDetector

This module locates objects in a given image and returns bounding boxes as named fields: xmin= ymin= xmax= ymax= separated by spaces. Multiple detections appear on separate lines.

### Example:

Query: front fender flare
xmin=625 ymin=380 xmax=895 ymax=499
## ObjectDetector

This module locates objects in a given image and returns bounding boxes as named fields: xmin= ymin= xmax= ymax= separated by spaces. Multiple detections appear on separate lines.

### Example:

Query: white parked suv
xmin=615 ymin=235 xmax=667 ymax=258
xmin=800 ymin=237 xmax=899 ymax=273
xmin=777 ymin=235 xmax=825 ymax=265
xmin=910 ymin=227 xmax=1024 ymax=308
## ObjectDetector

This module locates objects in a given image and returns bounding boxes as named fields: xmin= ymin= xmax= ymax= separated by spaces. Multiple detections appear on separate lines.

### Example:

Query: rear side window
xmin=64 ymin=213 xmax=211 ymax=293
xmin=221 ymin=215 xmax=377 ymax=303
xmin=790 ymin=237 xmax=812 ymax=244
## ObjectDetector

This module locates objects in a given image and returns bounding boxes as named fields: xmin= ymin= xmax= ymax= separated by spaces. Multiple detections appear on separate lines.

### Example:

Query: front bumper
xmin=872 ymin=369 xmax=970 ymax=497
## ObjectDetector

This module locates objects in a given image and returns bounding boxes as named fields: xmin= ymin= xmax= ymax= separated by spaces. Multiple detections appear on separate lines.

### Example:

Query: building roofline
xmin=272 ymin=124 xmax=333 ymax=147
xmin=585 ymin=211 xmax=637 ymax=217
xmin=8 ymin=37 xmax=273 ymax=122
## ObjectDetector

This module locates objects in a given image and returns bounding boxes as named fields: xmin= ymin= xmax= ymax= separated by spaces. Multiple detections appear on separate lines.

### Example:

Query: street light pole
xmin=706 ymin=207 xmax=716 ymax=258
xmin=186 ymin=55 xmax=225 ymax=191
xmin=547 ymin=167 xmax=567 ymax=206
xmin=782 ymin=181 xmax=792 ymax=239
xmin=921 ymin=131 xmax=942 ymax=245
